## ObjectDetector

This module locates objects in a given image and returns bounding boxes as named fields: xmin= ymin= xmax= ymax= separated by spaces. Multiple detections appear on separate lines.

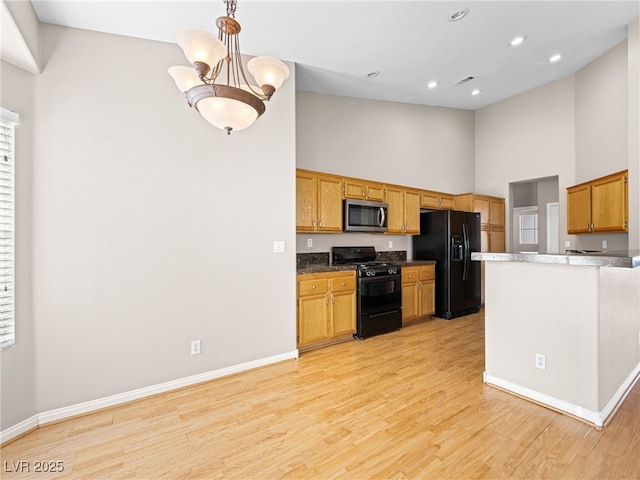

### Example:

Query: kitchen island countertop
xmin=471 ymin=250 xmax=640 ymax=268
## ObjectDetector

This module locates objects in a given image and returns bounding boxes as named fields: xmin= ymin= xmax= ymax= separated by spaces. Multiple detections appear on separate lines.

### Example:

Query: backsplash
xmin=377 ymin=251 xmax=407 ymax=262
xmin=297 ymin=251 xmax=407 ymax=266
xmin=296 ymin=252 xmax=330 ymax=266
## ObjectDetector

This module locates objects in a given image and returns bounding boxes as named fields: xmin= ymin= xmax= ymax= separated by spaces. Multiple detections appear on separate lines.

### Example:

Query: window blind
xmin=0 ymin=109 xmax=17 ymax=350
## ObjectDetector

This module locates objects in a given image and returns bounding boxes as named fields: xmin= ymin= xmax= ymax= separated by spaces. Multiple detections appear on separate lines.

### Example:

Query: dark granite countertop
xmin=296 ymin=264 xmax=357 ymax=275
xmin=296 ymin=259 xmax=436 ymax=274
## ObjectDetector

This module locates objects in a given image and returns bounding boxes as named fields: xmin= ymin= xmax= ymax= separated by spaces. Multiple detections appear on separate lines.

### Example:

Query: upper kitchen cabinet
xmin=386 ymin=185 xmax=420 ymax=234
xmin=420 ymin=190 xmax=455 ymax=210
xmin=455 ymin=194 xmax=505 ymax=228
xmin=567 ymin=170 xmax=628 ymax=234
xmin=296 ymin=170 xmax=343 ymax=233
xmin=455 ymin=193 xmax=505 ymax=252
xmin=342 ymin=178 xmax=386 ymax=202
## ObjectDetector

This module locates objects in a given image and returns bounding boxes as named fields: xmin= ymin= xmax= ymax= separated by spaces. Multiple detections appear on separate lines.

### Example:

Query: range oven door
xmin=356 ymin=275 xmax=402 ymax=338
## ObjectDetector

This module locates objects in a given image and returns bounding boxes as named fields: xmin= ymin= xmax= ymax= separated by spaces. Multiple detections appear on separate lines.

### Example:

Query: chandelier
xmin=168 ymin=0 xmax=290 ymax=135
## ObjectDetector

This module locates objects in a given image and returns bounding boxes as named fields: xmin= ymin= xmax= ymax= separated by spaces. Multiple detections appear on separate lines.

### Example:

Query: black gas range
xmin=332 ymin=247 xmax=402 ymax=339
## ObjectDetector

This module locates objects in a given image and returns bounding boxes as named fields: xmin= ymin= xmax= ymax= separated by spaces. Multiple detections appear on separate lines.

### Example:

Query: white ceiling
xmin=29 ymin=0 xmax=640 ymax=110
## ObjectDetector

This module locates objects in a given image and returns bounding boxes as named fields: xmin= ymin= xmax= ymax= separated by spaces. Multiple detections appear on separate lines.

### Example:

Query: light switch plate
xmin=273 ymin=240 xmax=286 ymax=253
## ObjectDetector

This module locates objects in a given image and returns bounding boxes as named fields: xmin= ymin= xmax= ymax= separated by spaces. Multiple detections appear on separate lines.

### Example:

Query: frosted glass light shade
xmin=247 ymin=56 xmax=290 ymax=91
xmin=197 ymin=96 xmax=259 ymax=132
xmin=176 ymin=30 xmax=226 ymax=68
xmin=168 ymin=66 xmax=202 ymax=92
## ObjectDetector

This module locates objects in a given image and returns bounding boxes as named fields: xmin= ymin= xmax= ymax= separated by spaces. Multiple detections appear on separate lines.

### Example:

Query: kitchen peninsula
xmin=472 ymin=251 xmax=640 ymax=428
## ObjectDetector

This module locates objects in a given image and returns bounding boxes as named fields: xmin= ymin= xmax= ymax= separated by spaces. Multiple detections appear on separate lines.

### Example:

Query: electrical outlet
xmin=535 ymin=353 xmax=546 ymax=370
xmin=565 ymin=240 xmax=571 ymax=248
xmin=191 ymin=340 xmax=201 ymax=355
xmin=388 ymin=240 xmax=393 ymax=249
xmin=602 ymin=240 xmax=607 ymax=249
xmin=307 ymin=238 xmax=312 ymax=247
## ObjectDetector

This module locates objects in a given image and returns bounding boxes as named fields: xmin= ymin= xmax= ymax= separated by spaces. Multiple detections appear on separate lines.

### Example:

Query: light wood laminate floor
xmin=2 ymin=311 xmax=639 ymax=479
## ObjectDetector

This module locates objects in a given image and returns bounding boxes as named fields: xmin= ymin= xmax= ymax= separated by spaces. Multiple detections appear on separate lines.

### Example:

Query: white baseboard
xmin=0 ymin=415 xmax=39 ymax=445
xmin=484 ymin=362 xmax=640 ymax=428
xmin=1 ymin=350 xmax=299 ymax=444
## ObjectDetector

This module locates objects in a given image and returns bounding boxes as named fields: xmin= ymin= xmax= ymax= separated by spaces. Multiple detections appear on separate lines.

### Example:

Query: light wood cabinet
xmin=296 ymin=170 xmax=343 ymax=233
xmin=386 ymin=186 xmax=420 ymax=234
xmin=297 ymin=271 xmax=356 ymax=351
xmin=342 ymin=178 xmax=386 ymax=202
xmin=296 ymin=168 xmax=457 ymax=235
xmin=567 ymin=170 xmax=628 ymax=234
xmin=420 ymin=190 xmax=455 ymax=210
xmin=455 ymin=193 xmax=505 ymax=252
xmin=401 ymin=265 xmax=435 ymax=325
xmin=455 ymin=193 xmax=505 ymax=229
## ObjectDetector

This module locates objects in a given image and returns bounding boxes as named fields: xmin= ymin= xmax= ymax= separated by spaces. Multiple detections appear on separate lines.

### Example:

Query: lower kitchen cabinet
xmin=297 ymin=271 xmax=356 ymax=351
xmin=401 ymin=265 xmax=435 ymax=325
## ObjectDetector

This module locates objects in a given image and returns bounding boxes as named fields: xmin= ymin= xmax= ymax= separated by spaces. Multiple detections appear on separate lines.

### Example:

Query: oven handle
xmin=367 ymin=309 xmax=401 ymax=319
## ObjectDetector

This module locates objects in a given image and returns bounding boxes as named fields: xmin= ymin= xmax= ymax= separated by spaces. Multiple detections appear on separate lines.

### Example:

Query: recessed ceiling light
xmin=510 ymin=36 xmax=527 ymax=47
xmin=448 ymin=8 xmax=469 ymax=22
xmin=549 ymin=54 xmax=562 ymax=63
xmin=427 ymin=81 xmax=438 ymax=89
xmin=470 ymin=89 xmax=481 ymax=96
xmin=364 ymin=71 xmax=380 ymax=78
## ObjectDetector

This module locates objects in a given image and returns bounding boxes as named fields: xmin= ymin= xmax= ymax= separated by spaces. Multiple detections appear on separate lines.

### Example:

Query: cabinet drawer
xmin=420 ymin=265 xmax=435 ymax=282
xmin=298 ymin=278 xmax=328 ymax=296
xmin=330 ymin=276 xmax=356 ymax=293
xmin=402 ymin=267 xmax=420 ymax=283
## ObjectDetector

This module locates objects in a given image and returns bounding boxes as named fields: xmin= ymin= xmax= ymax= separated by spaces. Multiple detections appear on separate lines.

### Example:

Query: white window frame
xmin=0 ymin=108 xmax=18 ymax=350
xmin=513 ymin=206 xmax=539 ymax=253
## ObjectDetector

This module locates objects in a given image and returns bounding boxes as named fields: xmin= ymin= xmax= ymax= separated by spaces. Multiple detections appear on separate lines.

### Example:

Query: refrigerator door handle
xmin=462 ymin=223 xmax=470 ymax=281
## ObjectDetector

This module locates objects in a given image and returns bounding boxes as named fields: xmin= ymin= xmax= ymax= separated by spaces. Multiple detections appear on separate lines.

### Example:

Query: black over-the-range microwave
xmin=343 ymin=199 xmax=388 ymax=233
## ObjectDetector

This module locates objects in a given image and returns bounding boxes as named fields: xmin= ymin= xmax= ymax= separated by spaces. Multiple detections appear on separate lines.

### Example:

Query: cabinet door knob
xmin=342 ymin=282 xmax=346 ymax=286
xmin=312 ymin=285 xmax=316 ymax=289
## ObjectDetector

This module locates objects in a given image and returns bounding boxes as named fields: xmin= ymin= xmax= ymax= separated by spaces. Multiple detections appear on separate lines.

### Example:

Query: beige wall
xmin=475 ymin=76 xmax=577 ymax=252
xmin=575 ymin=41 xmax=628 ymax=183
xmin=296 ymin=92 xmax=476 ymax=193
xmin=0 ymin=61 xmax=37 ymax=430
xmin=476 ymin=37 xmax=634 ymax=253
xmin=2 ymin=23 xmax=297 ymax=426
xmin=629 ymin=18 xmax=640 ymax=250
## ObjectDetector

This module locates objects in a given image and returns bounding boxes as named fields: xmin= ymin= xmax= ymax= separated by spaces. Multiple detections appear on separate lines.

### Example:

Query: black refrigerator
xmin=412 ymin=210 xmax=481 ymax=319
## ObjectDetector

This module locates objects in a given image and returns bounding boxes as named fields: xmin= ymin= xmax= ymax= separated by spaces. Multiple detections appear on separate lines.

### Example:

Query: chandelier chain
xmin=225 ymin=0 xmax=237 ymax=18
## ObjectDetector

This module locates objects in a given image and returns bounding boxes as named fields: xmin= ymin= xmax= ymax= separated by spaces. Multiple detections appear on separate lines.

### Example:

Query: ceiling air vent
xmin=456 ymin=76 xmax=476 ymax=85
